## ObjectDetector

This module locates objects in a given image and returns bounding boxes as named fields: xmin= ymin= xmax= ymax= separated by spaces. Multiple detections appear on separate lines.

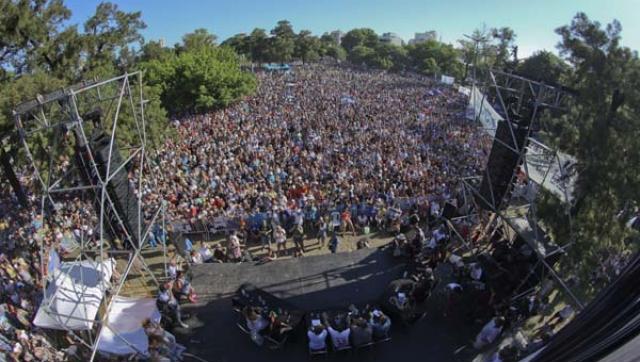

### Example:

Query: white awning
xmin=95 ymin=296 xmax=161 ymax=356
xmin=33 ymin=258 xmax=114 ymax=330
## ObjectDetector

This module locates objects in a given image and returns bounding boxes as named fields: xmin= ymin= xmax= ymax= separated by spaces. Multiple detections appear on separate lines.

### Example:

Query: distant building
xmin=409 ymin=31 xmax=438 ymax=45
xmin=159 ymin=38 xmax=166 ymax=48
xmin=330 ymin=30 xmax=345 ymax=45
xmin=380 ymin=32 xmax=404 ymax=47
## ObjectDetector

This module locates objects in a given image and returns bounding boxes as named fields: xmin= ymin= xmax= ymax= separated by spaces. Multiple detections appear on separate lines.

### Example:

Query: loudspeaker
xmin=442 ymin=202 xmax=458 ymax=219
xmin=1 ymin=148 xmax=28 ymax=208
xmin=91 ymin=131 xmax=142 ymax=247
xmin=477 ymin=121 xmax=528 ymax=210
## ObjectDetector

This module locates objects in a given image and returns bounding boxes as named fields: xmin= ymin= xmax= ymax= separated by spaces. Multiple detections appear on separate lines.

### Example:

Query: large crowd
xmin=143 ymin=65 xmax=491 ymax=254
xmin=0 ymin=64 xmax=556 ymax=361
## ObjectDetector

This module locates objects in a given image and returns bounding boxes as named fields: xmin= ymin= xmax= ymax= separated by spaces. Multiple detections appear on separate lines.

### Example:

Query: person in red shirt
xmin=341 ymin=209 xmax=356 ymax=236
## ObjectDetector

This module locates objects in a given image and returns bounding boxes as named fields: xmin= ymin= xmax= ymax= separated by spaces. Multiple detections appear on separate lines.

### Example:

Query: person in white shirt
xmin=473 ymin=316 xmax=505 ymax=349
xmin=190 ymin=250 xmax=203 ymax=264
xmin=307 ymin=320 xmax=328 ymax=351
xmin=243 ymin=306 xmax=269 ymax=334
xmin=322 ymin=314 xmax=350 ymax=349
xmin=157 ymin=283 xmax=188 ymax=328
xmin=470 ymin=263 xmax=483 ymax=281
xmin=198 ymin=241 xmax=213 ymax=262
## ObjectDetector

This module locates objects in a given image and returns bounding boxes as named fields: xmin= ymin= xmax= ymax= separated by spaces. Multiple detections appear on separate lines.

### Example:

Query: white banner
xmin=466 ymin=86 xmax=502 ymax=137
xmin=440 ymin=75 xmax=455 ymax=85
xmin=525 ymin=139 xmax=577 ymax=204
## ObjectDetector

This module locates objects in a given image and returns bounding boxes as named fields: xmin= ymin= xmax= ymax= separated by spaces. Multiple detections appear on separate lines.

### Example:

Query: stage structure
xmin=14 ymin=72 xmax=169 ymax=361
xmin=452 ymin=69 xmax=583 ymax=308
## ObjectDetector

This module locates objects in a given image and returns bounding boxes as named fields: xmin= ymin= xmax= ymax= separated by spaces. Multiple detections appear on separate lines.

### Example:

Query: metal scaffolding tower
xmin=13 ymin=72 xmax=168 ymax=360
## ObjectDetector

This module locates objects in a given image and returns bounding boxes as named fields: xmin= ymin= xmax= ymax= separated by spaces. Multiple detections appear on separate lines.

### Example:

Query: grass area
xmin=120 ymin=227 xmax=401 ymax=297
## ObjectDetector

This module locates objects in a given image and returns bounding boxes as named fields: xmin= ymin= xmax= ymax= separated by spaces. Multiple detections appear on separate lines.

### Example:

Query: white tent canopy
xmin=34 ymin=258 xmax=115 ymax=330
xmin=95 ymin=296 xmax=161 ymax=356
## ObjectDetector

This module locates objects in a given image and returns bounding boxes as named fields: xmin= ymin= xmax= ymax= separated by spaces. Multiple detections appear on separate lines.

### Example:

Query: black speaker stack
xmin=476 ymin=98 xmax=537 ymax=211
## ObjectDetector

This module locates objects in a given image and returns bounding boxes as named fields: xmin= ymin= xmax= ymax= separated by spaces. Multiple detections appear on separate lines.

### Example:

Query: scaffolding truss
xmin=13 ymin=72 xmax=168 ymax=361
xmin=452 ymin=69 xmax=583 ymax=308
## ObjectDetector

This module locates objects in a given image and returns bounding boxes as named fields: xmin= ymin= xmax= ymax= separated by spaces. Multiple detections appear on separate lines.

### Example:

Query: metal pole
xmin=162 ymin=201 xmax=168 ymax=278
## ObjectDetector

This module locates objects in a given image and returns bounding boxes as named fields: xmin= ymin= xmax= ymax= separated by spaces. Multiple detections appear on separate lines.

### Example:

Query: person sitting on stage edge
xmin=157 ymin=282 xmax=189 ymax=329
xmin=266 ymin=310 xmax=293 ymax=343
xmin=473 ymin=315 xmax=506 ymax=349
xmin=322 ymin=313 xmax=351 ymax=349
xmin=198 ymin=241 xmax=214 ymax=263
xmin=349 ymin=316 xmax=373 ymax=347
xmin=173 ymin=270 xmax=197 ymax=304
xmin=389 ymin=291 xmax=411 ymax=311
xmin=370 ymin=309 xmax=392 ymax=340
xmin=243 ymin=306 xmax=269 ymax=345
xmin=307 ymin=319 xmax=328 ymax=351
xmin=212 ymin=243 xmax=227 ymax=263
xmin=142 ymin=318 xmax=185 ymax=360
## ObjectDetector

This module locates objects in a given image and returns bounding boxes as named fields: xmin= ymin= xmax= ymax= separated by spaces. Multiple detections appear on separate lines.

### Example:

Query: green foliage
xmin=178 ymin=28 xmax=217 ymax=52
xmin=341 ymin=28 xmax=380 ymax=52
xmin=518 ymin=50 xmax=568 ymax=85
xmin=456 ymin=26 xmax=518 ymax=81
xmin=0 ymin=72 xmax=66 ymax=133
xmin=534 ymin=12 xmax=640 ymax=297
xmin=266 ymin=20 xmax=295 ymax=62
xmin=294 ymin=30 xmax=321 ymax=63
xmin=491 ymin=27 xmax=517 ymax=68
xmin=139 ymin=40 xmax=173 ymax=62
xmin=143 ymin=47 xmax=256 ymax=114
xmin=324 ymin=45 xmax=347 ymax=61
xmin=0 ymin=0 xmax=72 ymax=77
xmin=406 ymin=40 xmax=462 ymax=78
xmin=83 ymin=2 xmax=146 ymax=72
xmin=347 ymin=45 xmax=376 ymax=66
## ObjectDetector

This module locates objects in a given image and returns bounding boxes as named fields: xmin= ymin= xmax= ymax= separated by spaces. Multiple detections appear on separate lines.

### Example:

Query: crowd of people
xmin=142 ymin=65 xmax=492 ymax=249
xmin=381 ymin=209 xmax=578 ymax=361
xmin=0 ymin=62 xmax=574 ymax=361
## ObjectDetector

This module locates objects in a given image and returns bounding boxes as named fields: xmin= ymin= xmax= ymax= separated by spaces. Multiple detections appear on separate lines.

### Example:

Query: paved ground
xmin=172 ymin=248 xmax=481 ymax=362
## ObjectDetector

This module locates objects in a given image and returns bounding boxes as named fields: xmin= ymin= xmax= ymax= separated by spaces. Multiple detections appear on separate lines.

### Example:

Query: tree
xmin=139 ymin=40 xmax=173 ymax=62
xmin=0 ymin=0 xmax=74 ymax=78
xmin=0 ymin=72 xmax=65 ymax=133
xmin=491 ymin=27 xmax=517 ymax=69
xmin=375 ymin=43 xmax=408 ymax=71
xmin=457 ymin=27 xmax=493 ymax=82
xmin=247 ymin=28 xmax=269 ymax=63
xmin=179 ymin=28 xmax=217 ymax=52
xmin=83 ymin=2 xmax=146 ymax=72
xmin=267 ymin=20 xmax=295 ymax=63
xmin=143 ymin=46 xmax=256 ymax=114
xmin=518 ymin=50 xmax=568 ymax=85
xmin=347 ymin=45 xmax=375 ymax=66
xmin=294 ymin=30 xmax=321 ymax=63
xmin=222 ymin=33 xmax=251 ymax=58
xmin=407 ymin=40 xmax=463 ymax=78
xmin=536 ymin=13 xmax=640 ymax=296
xmin=341 ymin=28 xmax=379 ymax=53
xmin=324 ymin=44 xmax=346 ymax=61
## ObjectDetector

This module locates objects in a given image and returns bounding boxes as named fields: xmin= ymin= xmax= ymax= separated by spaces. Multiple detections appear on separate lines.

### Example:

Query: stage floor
xmin=178 ymin=248 xmax=478 ymax=362
xmin=190 ymin=247 xmax=406 ymax=310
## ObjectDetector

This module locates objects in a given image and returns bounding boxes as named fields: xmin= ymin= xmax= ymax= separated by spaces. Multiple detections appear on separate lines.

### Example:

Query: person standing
xmin=292 ymin=225 xmax=305 ymax=256
xmin=157 ymin=283 xmax=189 ymax=329
xmin=259 ymin=220 xmax=272 ymax=251
xmin=329 ymin=231 xmax=340 ymax=254
xmin=316 ymin=216 xmax=328 ymax=247
xmin=227 ymin=231 xmax=242 ymax=262
xmin=274 ymin=225 xmax=287 ymax=256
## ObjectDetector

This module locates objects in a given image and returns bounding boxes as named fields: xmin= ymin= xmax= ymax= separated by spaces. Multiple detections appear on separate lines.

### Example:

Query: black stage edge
xmin=179 ymin=248 xmax=476 ymax=362
xmin=190 ymin=248 xmax=406 ymax=310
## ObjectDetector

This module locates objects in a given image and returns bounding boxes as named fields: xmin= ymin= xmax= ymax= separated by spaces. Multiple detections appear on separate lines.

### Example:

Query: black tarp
xmin=531 ymin=250 xmax=640 ymax=362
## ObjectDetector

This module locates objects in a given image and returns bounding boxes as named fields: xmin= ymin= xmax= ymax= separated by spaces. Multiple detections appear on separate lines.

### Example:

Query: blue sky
xmin=65 ymin=0 xmax=639 ymax=57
